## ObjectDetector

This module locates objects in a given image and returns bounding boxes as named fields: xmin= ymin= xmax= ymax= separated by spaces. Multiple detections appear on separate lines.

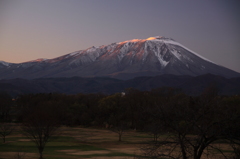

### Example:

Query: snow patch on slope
xmin=145 ymin=41 xmax=169 ymax=68
xmin=145 ymin=36 xmax=215 ymax=64
xmin=0 ymin=61 xmax=11 ymax=66
xmin=163 ymin=40 xmax=215 ymax=64
xmin=171 ymin=49 xmax=181 ymax=60
xmin=157 ymin=56 xmax=169 ymax=67
xmin=69 ymin=51 xmax=80 ymax=56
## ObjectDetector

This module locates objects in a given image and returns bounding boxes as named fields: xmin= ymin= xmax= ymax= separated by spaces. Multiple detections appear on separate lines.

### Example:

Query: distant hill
xmin=1 ymin=74 xmax=240 ymax=97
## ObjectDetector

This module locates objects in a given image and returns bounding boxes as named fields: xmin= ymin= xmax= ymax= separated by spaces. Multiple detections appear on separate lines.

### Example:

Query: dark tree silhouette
xmin=0 ymin=122 xmax=14 ymax=143
xmin=139 ymin=87 xmax=240 ymax=159
xmin=99 ymin=93 xmax=129 ymax=141
xmin=0 ymin=93 xmax=14 ymax=143
xmin=0 ymin=93 xmax=12 ymax=121
xmin=21 ymin=102 xmax=60 ymax=159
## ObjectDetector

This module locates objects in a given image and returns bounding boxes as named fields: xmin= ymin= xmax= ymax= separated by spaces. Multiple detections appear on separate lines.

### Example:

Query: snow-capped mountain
xmin=0 ymin=36 xmax=239 ymax=80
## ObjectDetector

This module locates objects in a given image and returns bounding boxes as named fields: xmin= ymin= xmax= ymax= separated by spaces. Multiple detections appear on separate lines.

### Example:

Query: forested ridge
xmin=1 ymin=74 xmax=240 ymax=97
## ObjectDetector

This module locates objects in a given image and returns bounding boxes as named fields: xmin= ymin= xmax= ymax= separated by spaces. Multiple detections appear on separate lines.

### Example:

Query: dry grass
xmin=0 ymin=125 xmax=236 ymax=159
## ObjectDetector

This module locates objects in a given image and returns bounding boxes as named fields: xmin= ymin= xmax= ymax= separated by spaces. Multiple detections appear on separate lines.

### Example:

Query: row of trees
xmin=137 ymin=88 xmax=240 ymax=159
xmin=1 ymin=87 xmax=240 ymax=159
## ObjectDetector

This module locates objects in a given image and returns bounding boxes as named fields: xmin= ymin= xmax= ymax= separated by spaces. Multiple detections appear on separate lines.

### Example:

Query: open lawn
xmin=0 ymin=125 xmax=150 ymax=159
xmin=0 ymin=125 xmax=235 ymax=159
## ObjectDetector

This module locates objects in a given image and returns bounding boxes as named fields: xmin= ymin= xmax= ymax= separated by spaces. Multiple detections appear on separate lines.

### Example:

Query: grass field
xmin=0 ymin=125 xmax=151 ymax=159
xmin=0 ymin=124 xmax=236 ymax=159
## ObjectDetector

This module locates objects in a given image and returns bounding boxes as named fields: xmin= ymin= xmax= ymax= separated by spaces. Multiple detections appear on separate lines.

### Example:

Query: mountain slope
xmin=0 ymin=36 xmax=239 ymax=79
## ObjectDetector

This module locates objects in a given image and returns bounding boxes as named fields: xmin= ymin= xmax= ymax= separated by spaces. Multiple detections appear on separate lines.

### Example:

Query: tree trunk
xmin=119 ymin=133 xmax=122 ymax=142
xmin=179 ymin=134 xmax=187 ymax=159
xmin=195 ymin=144 xmax=206 ymax=159
xmin=39 ymin=152 xmax=43 ymax=159
xmin=153 ymin=134 xmax=157 ymax=142
xmin=38 ymin=147 xmax=44 ymax=159
xmin=193 ymin=146 xmax=198 ymax=159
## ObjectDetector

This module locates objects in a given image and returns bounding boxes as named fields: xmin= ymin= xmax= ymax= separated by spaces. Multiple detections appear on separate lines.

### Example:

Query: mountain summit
xmin=0 ymin=36 xmax=239 ymax=80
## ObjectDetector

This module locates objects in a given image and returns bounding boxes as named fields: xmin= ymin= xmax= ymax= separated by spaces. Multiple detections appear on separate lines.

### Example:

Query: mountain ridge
xmin=1 ymin=74 xmax=240 ymax=97
xmin=0 ymin=36 xmax=239 ymax=79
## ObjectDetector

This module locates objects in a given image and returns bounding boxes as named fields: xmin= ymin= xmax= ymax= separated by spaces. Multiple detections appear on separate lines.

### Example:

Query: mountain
xmin=1 ymin=74 xmax=240 ymax=97
xmin=0 ymin=36 xmax=239 ymax=80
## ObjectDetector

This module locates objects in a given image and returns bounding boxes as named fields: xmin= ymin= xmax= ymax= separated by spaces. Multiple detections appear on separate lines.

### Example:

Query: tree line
xmin=0 ymin=86 xmax=240 ymax=159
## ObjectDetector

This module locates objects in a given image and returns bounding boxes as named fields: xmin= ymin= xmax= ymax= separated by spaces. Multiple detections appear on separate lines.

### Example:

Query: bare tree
xmin=99 ymin=93 xmax=129 ymax=141
xmin=111 ymin=122 xmax=128 ymax=142
xmin=0 ymin=122 xmax=14 ymax=143
xmin=144 ymin=121 xmax=163 ymax=142
xmin=139 ymin=88 xmax=240 ymax=159
xmin=21 ymin=102 xmax=60 ymax=159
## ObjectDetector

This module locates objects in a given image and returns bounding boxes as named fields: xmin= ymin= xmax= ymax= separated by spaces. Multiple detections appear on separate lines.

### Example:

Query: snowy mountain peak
xmin=146 ymin=36 xmax=164 ymax=40
xmin=0 ymin=36 xmax=239 ymax=80
xmin=116 ymin=36 xmax=177 ymax=45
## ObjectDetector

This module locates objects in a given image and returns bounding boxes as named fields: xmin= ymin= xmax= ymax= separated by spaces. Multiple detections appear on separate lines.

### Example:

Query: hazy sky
xmin=0 ymin=0 xmax=240 ymax=72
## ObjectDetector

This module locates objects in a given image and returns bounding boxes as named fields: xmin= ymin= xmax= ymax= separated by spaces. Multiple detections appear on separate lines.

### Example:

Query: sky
xmin=0 ymin=0 xmax=240 ymax=73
